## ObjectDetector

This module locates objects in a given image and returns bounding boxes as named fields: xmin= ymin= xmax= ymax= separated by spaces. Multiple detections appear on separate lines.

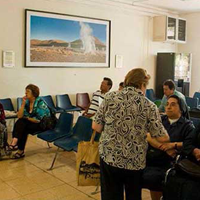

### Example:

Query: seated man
xmin=118 ymin=82 xmax=124 ymax=91
xmin=83 ymin=77 xmax=112 ymax=118
xmin=143 ymin=95 xmax=194 ymax=200
xmin=159 ymin=79 xmax=186 ymax=113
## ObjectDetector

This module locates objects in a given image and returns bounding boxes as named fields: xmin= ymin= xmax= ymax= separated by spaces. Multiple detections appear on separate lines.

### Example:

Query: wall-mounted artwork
xmin=25 ymin=9 xmax=111 ymax=68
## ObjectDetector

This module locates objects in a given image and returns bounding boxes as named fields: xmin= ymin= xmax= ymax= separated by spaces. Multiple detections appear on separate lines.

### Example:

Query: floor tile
xmin=0 ymin=182 xmax=21 ymax=200
xmin=49 ymin=184 xmax=81 ymax=199
xmin=1 ymin=131 xmax=151 ymax=200
xmin=21 ymin=190 xmax=57 ymax=200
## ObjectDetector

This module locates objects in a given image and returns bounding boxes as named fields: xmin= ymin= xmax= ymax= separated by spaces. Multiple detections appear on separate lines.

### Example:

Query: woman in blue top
xmin=9 ymin=84 xmax=50 ymax=159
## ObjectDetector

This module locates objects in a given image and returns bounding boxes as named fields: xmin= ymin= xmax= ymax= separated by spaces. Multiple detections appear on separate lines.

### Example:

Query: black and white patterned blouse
xmin=94 ymin=86 xmax=167 ymax=170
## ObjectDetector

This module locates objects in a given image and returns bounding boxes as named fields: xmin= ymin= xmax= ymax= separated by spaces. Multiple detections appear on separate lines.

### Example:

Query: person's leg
xmin=124 ymin=169 xmax=143 ymax=200
xmin=17 ymin=121 xmax=41 ymax=151
xmin=10 ymin=118 xmax=28 ymax=147
xmin=100 ymin=158 xmax=124 ymax=200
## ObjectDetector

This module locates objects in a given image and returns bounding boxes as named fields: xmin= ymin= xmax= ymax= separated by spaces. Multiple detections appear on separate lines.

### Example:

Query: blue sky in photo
xmin=30 ymin=16 xmax=107 ymax=43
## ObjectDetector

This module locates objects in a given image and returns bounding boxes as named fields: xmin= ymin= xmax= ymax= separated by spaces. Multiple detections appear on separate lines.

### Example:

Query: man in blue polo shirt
xmin=159 ymin=79 xmax=186 ymax=113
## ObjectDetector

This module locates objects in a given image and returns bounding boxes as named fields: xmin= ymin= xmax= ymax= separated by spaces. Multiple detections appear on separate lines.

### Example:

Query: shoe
xmin=12 ymin=151 xmax=25 ymax=159
xmin=8 ymin=144 xmax=18 ymax=151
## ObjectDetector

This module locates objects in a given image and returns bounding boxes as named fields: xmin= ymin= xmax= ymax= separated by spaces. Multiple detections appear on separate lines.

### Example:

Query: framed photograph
xmin=25 ymin=9 xmax=111 ymax=68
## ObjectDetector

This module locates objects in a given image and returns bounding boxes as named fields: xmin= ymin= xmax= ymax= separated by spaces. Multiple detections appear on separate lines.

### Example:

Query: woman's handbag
xmin=76 ymin=131 xmax=100 ymax=186
xmin=175 ymin=158 xmax=200 ymax=179
xmin=40 ymin=115 xmax=57 ymax=131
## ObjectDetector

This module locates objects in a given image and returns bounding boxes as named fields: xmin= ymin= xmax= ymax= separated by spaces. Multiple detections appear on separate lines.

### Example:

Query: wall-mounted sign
xmin=3 ymin=51 xmax=15 ymax=68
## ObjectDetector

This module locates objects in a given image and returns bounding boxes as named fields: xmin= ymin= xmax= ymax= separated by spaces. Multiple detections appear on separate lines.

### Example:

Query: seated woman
xmin=163 ymin=120 xmax=200 ymax=200
xmin=0 ymin=103 xmax=7 ymax=157
xmin=143 ymin=95 xmax=195 ymax=200
xmin=9 ymin=84 xmax=51 ymax=159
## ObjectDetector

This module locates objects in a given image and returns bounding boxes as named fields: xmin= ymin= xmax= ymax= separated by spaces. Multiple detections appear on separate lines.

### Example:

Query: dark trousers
xmin=12 ymin=118 xmax=41 ymax=151
xmin=100 ymin=158 xmax=143 ymax=200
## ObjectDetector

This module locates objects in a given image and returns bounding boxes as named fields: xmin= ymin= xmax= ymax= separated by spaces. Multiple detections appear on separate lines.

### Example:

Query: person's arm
xmin=148 ymin=104 xmax=170 ymax=143
xmin=159 ymin=142 xmax=182 ymax=151
xmin=17 ymin=96 xmax=26 ymax=118
xmin=26 ymin=117 xmax=40 ymax=123
xmin=92 ymin=121 xmax=103 ymax=133
xmin=83 ymin=92 xmax=94 ymax=115
xmin=93 ymin=96 xmax=107 ymax=133
xmin=182 ymin=123 xmax=198 ymax=156
xmin=147 ymin=133 xmax=169 ymax=148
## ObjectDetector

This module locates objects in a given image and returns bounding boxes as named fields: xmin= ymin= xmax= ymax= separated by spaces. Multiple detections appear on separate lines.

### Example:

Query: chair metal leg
xmin=47 ymin=142 xmax=51 ymax=148
xmin=48 ymin=147 xmax=59 ymax=170
xmin=91 ymin=185 xmax=100 ymax=195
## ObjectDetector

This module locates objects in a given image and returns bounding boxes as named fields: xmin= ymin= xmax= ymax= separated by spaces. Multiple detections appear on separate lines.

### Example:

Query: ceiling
xmin=114 ymin=0 xmax=200 ymax=13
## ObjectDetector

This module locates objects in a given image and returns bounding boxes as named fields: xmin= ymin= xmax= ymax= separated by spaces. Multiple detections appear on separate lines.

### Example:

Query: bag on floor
xmin=163 ymin=168 xmax=200 ymax=200
xmin=76 ymin=131 xmax=100 ymax=186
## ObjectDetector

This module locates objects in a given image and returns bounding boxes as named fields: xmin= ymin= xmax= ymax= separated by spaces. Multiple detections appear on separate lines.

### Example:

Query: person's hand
xmin=22 ymin=96 xmax=27 ymax=106
xmin=159 ymin=143 xmax=174 ymax=151
xmin=193 ymin=148 xmax=200 ymax=161
xmin=166 ymin=149 xmax=177 ymax=158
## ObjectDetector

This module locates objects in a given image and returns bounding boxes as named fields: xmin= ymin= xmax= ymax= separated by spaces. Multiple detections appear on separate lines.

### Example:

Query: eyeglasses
xmin=166 ymin=102 xmax=179 ymax=107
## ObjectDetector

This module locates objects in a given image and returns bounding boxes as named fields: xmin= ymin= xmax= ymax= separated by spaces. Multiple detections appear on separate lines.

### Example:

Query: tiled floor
xmin=1 ymin=131 xmax=151 ymax=200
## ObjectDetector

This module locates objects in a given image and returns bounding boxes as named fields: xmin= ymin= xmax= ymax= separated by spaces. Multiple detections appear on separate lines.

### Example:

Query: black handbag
xmin=40 ymin=115 xmax=57 ymax=131
xmin=175 ymin=158 xmax=200 ymax=179
xmin=39 ymin=99 xmax=58 ymax=131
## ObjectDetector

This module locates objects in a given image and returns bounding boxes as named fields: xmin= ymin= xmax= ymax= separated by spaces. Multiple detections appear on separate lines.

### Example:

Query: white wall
xmin=179 ymin=12 xmax=200 ymax=96
xmin=0 ymin=0 xmax=176 ymax=108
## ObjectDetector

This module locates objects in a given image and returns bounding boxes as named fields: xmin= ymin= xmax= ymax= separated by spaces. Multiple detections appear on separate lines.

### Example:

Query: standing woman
xmin=9 ymin=84 xmax=51 ymax=159
xmin=93 ymin=68 xmax=169 ymax=200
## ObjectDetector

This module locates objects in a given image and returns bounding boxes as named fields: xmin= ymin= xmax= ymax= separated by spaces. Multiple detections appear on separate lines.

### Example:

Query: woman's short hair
xmin=26 ymin=84 xmax=40 ymax=98
xmin=124 ymin=68 xmax=150 ymax=89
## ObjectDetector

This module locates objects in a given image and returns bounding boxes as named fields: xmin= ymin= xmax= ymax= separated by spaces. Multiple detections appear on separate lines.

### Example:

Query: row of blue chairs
xmin=145 ymin=89 xmax=200 ymax=110
xmin=36 ymin=113 xmax=100 ymax=170
xmin=0 ymin=94 xmax=83 ymax=119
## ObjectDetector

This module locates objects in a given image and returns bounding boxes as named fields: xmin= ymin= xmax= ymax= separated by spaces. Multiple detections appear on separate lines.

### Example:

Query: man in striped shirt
xmin=83 ymin=77 xmax=113 ymax=118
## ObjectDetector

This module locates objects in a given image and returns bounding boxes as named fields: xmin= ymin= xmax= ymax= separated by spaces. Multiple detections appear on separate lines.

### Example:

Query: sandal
xmin=8 ymin=144 xmax=18 ymax=151
xmin=12 ymin=151 xmax=25 ymax=159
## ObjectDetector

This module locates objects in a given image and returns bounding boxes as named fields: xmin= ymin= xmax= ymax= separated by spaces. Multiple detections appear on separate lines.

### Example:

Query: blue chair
xmin=191 ymin=117 xmax=200 ymax=128
xmin=37 ymin=113 xmax=73 ymax=144
xmin=0 ymin=98 xmax=17 ymax=119
xmin=41 ymin=95 xmax=65 ymax=113
xmin=17 ymin=97 xmax=23 ymax=111
xmin=146 ymin=89 xmax=159 ymax=102
xmin=185 ymin=96 xmax=199 ymax=110
xmin=49 ymin=116 xmax=93 ymax=170
xmin=193 ymin=92 xmax=200 ymax=99
xmin=56 ymin=94 xmax=81 ymax=112
xmin=193 ymin=92 xmax=200 ymax=106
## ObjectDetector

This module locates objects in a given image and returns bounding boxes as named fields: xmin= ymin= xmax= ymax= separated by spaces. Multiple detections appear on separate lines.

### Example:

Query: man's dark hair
xmin=104 ymin=77 xmax=113 ymax=90
xmin=163 ymin=79 xmax=175 ymax=90
xmin=119 ymin=82 xmax=124 ymax=87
